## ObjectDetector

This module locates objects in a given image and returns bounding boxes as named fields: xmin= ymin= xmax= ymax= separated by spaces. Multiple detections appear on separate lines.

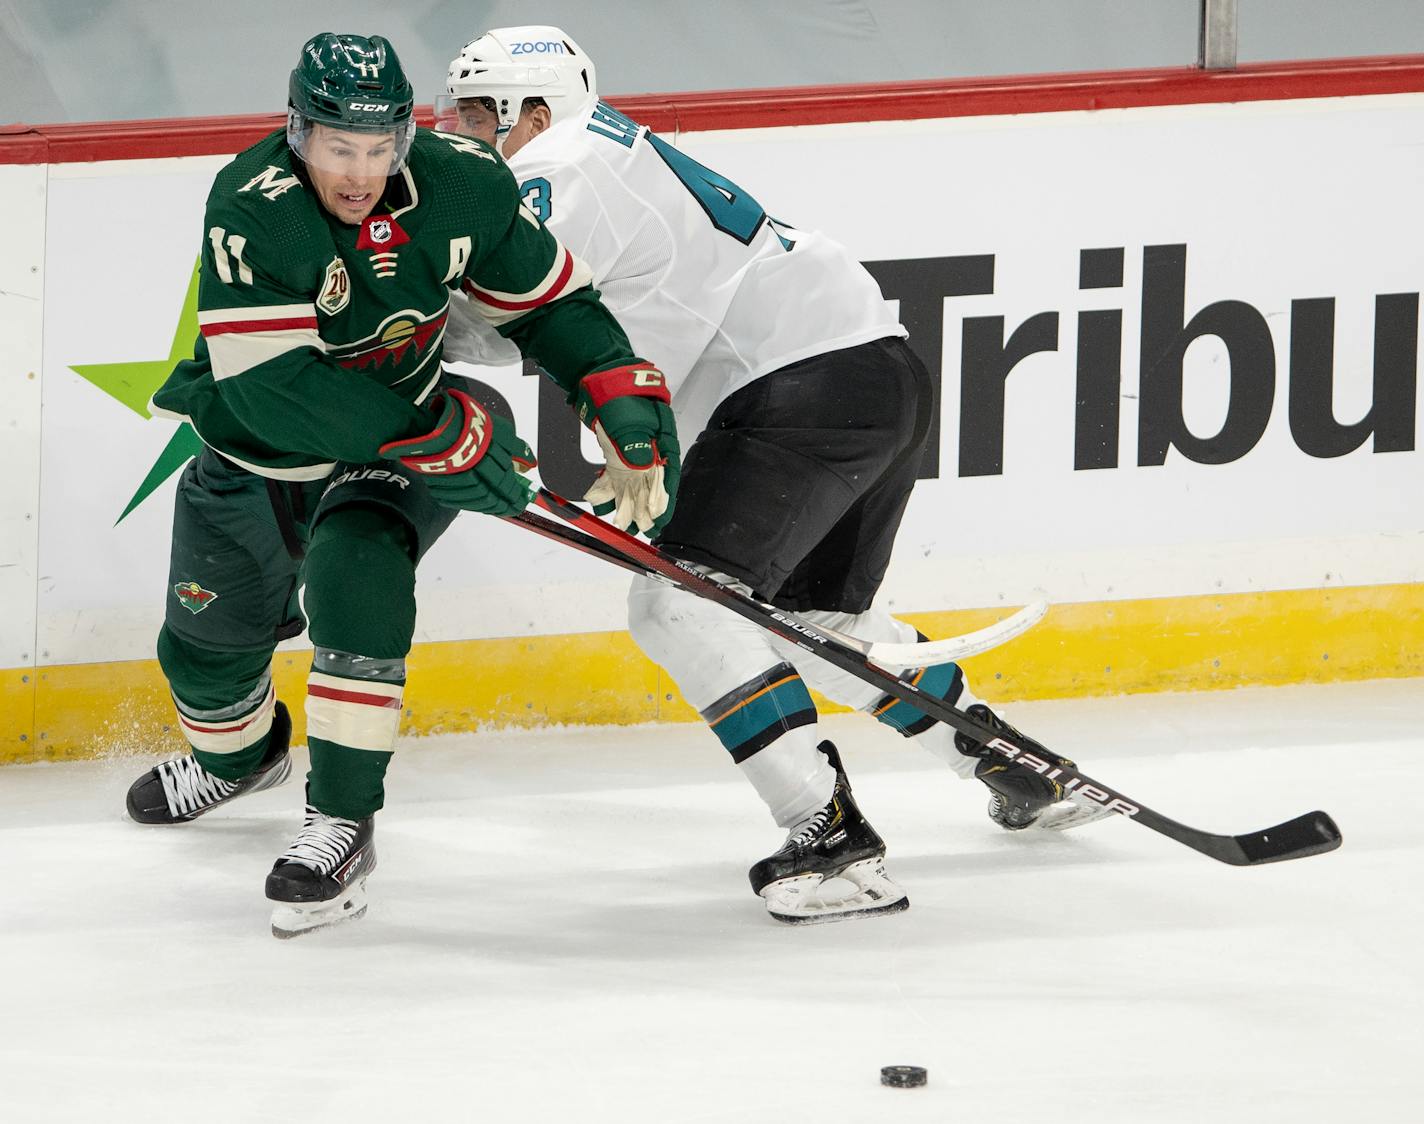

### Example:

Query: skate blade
xmin=762 ymin=858 xmax=909 ymax=925
xmin=270 ymin=878 xmax=369 ymax=939
xmin=1034 ymin=798 xmax=1117 ymax=832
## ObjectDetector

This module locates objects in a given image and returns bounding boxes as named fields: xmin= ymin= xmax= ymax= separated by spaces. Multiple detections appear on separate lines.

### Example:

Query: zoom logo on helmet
xmin=287 ymin=32 xmax=416 ymax=174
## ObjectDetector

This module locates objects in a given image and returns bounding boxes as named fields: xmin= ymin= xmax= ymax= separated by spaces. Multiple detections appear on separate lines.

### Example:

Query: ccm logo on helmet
xmin=510 ymin=41 xmax=566 ymax=55
xmin=348 ymin=101 xmax=390 ymax=112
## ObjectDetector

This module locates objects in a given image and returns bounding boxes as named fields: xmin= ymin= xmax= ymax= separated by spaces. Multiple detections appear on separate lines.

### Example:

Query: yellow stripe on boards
xmin=2 ymin=582 xmax=1421 ymax=765
xmin=922 ymin=582 xmax=1424 ymax=700
xmin=1 ymin=668 xmax=37 ymax=760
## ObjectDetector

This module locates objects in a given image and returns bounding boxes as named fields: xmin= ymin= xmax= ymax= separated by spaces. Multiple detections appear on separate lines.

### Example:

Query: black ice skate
xmin=125 ymin=701 xmax=293 ymax=824
xmin=748 ymin=742 xmax=908 ymax=924
xmin=955 ymin=703 xmax=1113 ymax=832
xmin=266 ymin=803 xmax=376 ymax=939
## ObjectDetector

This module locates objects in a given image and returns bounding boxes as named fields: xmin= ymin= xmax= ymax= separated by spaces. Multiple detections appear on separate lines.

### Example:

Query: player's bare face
xmin=305 ymin=125 xmax=395 ymax=224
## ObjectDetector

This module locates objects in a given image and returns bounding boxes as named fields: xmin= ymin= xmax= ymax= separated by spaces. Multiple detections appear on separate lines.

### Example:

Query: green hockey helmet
xmin=287 ymin=33 xmax=416 ymax=173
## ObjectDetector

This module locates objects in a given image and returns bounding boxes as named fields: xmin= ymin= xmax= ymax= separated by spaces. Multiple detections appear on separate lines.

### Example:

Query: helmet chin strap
xmin=493 ymin=122 xmax=514 ymax=155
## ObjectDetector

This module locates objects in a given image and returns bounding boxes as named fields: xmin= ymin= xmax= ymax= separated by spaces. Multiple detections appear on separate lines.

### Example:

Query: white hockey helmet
xmin=436 ymin=26 xmax=597 ymax=151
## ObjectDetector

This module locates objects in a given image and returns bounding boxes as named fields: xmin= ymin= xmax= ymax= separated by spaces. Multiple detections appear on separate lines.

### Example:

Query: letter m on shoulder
xmin=241 ymin=165 xmax=303 ymax=202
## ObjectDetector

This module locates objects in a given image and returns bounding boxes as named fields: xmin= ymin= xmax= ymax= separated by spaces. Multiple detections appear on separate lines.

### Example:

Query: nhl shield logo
xmin=174 ymin=581 xmax=219 ymax=615
xmin=317 ymin=257 xmax=350 ymax=316
xmin=357 ymin=214 xmax=410 ymax=252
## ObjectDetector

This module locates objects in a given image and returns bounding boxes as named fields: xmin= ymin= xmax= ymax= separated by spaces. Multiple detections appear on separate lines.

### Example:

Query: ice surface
xmin=2 ymin=680 xmax=1421 ymax=1123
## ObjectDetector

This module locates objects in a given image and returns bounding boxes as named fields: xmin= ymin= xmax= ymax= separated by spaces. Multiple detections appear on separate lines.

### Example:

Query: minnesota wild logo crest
xmin=329 ymin=306 xmax=449 ymax=373
xmin=174 ymin=581 xmax=219 ymax=615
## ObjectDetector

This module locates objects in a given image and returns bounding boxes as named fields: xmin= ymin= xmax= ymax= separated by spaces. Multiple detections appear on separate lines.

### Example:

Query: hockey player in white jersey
xmin=439 ymin=27 xmax=1110 ymax=923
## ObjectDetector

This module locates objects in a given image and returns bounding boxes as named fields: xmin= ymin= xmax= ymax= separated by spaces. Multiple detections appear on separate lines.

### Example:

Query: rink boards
xmin=1 ymin=59 xmax=1422 ymax=762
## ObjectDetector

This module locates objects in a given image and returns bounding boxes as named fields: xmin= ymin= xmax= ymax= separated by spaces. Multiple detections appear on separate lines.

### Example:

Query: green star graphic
xmin=70 ymin=260 xmax=204 ymax=524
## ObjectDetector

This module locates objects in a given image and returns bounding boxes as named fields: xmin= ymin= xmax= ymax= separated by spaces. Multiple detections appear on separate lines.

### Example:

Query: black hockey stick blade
xmin=1132 ymin=807 xmax=1343 ymax=867
xmin=1225 ymin=810 xmax=1342 ymax=866
xmin=518 ymin=489 xmax=1344 ymax=868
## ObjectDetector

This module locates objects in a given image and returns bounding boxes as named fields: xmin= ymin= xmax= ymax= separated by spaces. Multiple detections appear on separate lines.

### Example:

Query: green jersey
xmin=152 ymin=127 xmax=636 ymax=479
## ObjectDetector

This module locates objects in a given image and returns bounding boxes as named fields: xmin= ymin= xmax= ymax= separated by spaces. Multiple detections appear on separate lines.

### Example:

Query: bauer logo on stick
xmin=983 ymin=736 xmax=1141 ymax=817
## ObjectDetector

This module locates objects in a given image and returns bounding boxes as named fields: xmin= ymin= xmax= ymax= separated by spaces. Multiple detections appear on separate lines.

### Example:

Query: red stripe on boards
xmin=3 ymin=57 xmax=1424 ymax=166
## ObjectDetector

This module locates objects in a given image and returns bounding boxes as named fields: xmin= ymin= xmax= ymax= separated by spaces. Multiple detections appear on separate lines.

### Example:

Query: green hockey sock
xmin=307 ymin=739 xmax=393 ymax=820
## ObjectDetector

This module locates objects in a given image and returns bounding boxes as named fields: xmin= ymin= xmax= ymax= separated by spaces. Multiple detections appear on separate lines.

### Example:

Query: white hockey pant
xmin=628 ymin=574 xmax=834 ymax=828
xmin=789 ymin=607 xmax=984 ymax=779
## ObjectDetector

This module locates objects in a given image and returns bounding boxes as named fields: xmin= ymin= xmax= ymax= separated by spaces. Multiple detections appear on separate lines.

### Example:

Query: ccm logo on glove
xmin=392 ymin=392 xmax=492 ymax=475
xmin=577 ymin=364 xmax=671 ymax=420
xmin=378 ymin=388 xmax=537 ymax=518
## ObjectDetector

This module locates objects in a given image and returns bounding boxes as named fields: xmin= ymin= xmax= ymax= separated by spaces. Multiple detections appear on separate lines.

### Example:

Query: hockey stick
xmin=512 ymin=510 xmax=1048 ymax=668
xmin=514 ymin=489 xmax=1342 ymax=867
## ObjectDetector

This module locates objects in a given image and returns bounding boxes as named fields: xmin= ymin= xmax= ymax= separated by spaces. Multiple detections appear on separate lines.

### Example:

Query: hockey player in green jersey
xmin=123 ymin=32 xmax=679 ymax=937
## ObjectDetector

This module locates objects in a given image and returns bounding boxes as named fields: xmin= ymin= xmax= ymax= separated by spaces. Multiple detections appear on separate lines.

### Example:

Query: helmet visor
xmin=433 ymin=93 xmax=509 ymax=148
xmin=287 ymin=111 xmax=415 ymax=175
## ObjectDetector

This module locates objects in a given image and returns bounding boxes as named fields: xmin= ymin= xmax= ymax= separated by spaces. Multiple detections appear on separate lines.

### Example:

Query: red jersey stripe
xmin=178 ymin=713 xmax=264 ymax=735
xmin=308 ymin=683 xmax=404 ymax=710
xmin=201 ymin=316 xmax=319 ymax=337
xmin=465 ymin=248 xmax=575 ymax=311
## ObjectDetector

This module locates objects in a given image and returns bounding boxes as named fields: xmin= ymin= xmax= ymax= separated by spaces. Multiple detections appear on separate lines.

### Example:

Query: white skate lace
xmin=278 ymin=807 xmax=361 ymax=875
xmin=787 ymin=802 xmax=834 ymax=848
xmin=158 ymin=756 xmax=237 ymax=816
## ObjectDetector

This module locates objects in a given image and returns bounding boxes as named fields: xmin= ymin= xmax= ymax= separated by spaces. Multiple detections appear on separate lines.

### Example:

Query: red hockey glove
xmin=575 ymin=363 xmax=681 ymax=535
xmin=379 ymin=389 xmax=536 ymax=516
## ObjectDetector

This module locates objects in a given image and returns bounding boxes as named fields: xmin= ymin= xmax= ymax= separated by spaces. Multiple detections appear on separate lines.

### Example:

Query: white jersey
xmin=443 ymin=100 xmax=906 ymax=443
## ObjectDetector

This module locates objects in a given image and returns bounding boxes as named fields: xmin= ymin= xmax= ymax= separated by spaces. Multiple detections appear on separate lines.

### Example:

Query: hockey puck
xmin=880 ymin=1065 xmax=927 ymax=1088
